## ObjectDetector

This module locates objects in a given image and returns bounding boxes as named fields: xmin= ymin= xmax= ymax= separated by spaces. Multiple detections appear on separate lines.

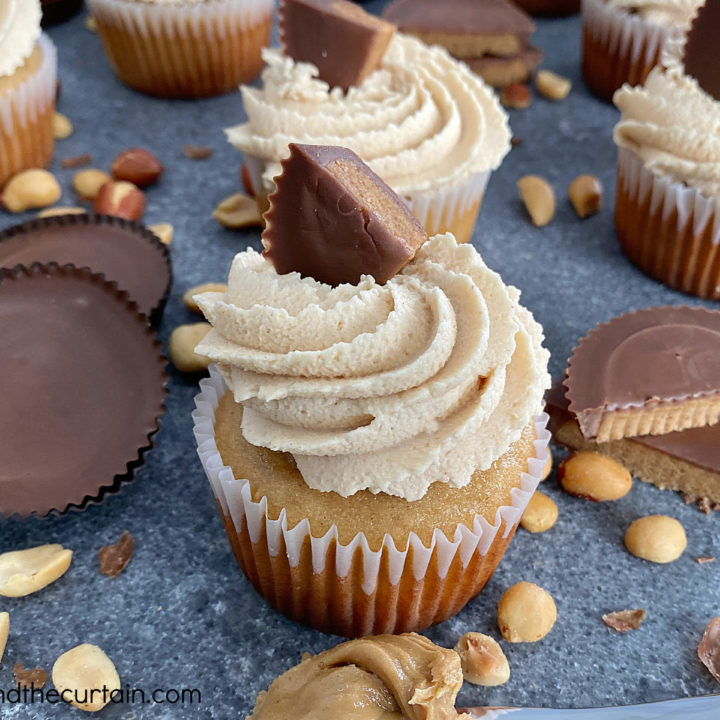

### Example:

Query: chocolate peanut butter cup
xmin=565 ymin=306 xmax=720 ymax=443
xmin=0 ymin=214 xmax=171 ymax=325
xmin=0 ymin=263 xmax=168 ymax=519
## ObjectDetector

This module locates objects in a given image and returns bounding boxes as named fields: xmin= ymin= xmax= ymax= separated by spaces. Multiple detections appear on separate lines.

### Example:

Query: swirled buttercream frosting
xmin=605 ymin=0 xmax=702 ymax=29
xmin=195 ymin=234 xmax=549 ymax=502
xmin=0 ymin=0 xmax=41 ymax=78
xmin=225 ymin=33 xmax=510 ymax=196
xmin=614 ymin=41 xmax=720 ymax=200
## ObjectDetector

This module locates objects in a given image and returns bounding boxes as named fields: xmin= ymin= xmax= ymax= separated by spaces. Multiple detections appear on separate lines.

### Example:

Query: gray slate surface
xmin=0 ymin=3 xmax=718 ymax=718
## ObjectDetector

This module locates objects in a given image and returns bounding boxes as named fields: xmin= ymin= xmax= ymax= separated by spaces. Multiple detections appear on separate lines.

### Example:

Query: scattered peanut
xmin=213 ymin=192 xmax=263 ymax=229
xmin=169 ymin=323 xmax=212 ymax=373
xmin=52 ymin=644 xmax=121 ymax=712
xmin=497 ymin=581 xmax=557 ymax=643
xmin=0 ymin=544 xmax=72 ymax=597
xmin=52 ymin=112 xmax=73 ymax=140
xmin=94 ymin=181 xmax=145 ymax=221
xmin=85 ymin=15 xmax=97 ymax=31
xmin=0 ymin=612 xmax=8 ymax=664
xmin=541 ymin=453 xmax=552 ymax=481
xmin=73 ymin=168 xmax=112 ymax=202
xmin=148 ymin=222 xmax=173 ymax=246
xmin=500 ymin=83 xmax=531 ymax=109
xmin=536 ymin=69 xmax=571 ymax=101
xmin=37 ymin=206 xmax=87 ymax=218
xmin=0 ymin=169 xmax=62 ymax=213
xmin=454 ymin=632 xmax=510 ymax=686
xmin=183 ymin=283 xmax=228 ymax=314
xmin=558 ymin=450 xmax=632 ymax=502
xmin=624 ymin=515 xmax=687 ymax=564
xmin=112 ymin=148 xmax=164 ymax=188
xmin=517 ymin=175 xmax=555 ymax=227
xmin=568 ymin=174 xmax=603 ymax=219
xmin=520 ymin=490 xmax=558 ymax=533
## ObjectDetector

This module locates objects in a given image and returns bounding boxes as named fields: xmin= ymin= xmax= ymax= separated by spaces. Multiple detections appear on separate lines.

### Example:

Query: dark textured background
xmin=1 ymin=2 xmax=719 ymax=717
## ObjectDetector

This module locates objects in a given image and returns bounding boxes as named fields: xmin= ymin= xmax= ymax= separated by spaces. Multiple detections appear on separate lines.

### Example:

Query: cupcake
xmin=613 ymin=13 xmax=720 ymax=301
xmin=0 ymin=0 xmax=57 ymax=188
xmin=41 ymin=0 xmax=84 ymax=25
xmin=192 ymin=144 xmax=550 ymax=637
xmin=226 ymin=0 xmax=511 ymax=244
xmin=581 ymin=0 xmax=703 ymax=102
xmin=86 ymin=0 xmax=274 ymax=98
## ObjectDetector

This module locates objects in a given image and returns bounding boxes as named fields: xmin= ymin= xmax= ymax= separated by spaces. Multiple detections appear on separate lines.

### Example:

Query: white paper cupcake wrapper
xmin=87 ymin=0 xmax=274 ymax=38
xmin=193 ymin=367 xmax=550 ymax=595
xmin=0 ymin=33 xmax=57 ymax=137
xmin=582 ymin=0 xmax=673 ymax=69
xmin=618 ymin=147 xmax=720 ymax=248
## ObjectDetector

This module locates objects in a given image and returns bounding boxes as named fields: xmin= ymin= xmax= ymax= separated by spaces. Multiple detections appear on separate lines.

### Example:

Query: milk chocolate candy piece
xmin=684 ymin=0 xmax=720 ymax=101
xmin=262 ymin=144 xmax=427 ymax=286
xmin=279 ymin=0 xmax=395 ymax=91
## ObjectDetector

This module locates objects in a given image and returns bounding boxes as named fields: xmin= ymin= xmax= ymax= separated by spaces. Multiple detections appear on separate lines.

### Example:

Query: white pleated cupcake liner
xmin=87 ymin=0 xmax=274 ymax=38
xmin=193 ymin=366 xmax=550 ymax=596
xmin=0 ymin=33 xmax=57 ymax=137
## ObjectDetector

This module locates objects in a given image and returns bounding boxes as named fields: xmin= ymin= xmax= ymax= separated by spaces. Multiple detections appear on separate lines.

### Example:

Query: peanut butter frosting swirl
xmin=247 ymin=633 xmax=471 ymax=720
xmin=605 ymin=0 xmax=702 ymax=29
xmin=614 ymin=42 xmax=720 ymax=200
xmin=0 ymin=0 xmax=41 ymax=78
xmin=195 ymin=234 xmax=549 ymax=502
xmin=225 ymin=33 xmax=510 ymax=196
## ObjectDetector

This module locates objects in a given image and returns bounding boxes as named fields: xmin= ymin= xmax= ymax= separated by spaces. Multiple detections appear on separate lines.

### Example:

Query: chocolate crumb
xmin=13 ymin=663 xmax=47 ymax=689
xmin=61 ymin=153 xmax=93 ymax=168
xmin=698 ymin=616 xmax=720 ymax=684
xmin=182 ymin=144 xmax=213 ymax=160
xmin=511 ymin=136 xmax=524 ymax=147
xmin=98 ymin=531 xmax=134 ymax=579
xmin=696 ymin=556 xmax=716 ymax=564
xmin=602 ymin=609 xmax=646 ymax=633
xmin=683 ymin=492 xmax=698 ymax=505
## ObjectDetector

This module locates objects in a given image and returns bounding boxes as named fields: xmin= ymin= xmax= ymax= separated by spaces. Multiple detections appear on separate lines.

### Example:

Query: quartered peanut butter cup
xmin=0 ymin=214 xmax=171 ymax=325
xmin=0 ymin=264 xmax=167 ymax=519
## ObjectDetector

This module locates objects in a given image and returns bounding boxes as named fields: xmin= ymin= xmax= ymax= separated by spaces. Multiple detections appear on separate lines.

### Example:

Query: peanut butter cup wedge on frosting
xmin=192 ymin=146 xmax=550 ymax=637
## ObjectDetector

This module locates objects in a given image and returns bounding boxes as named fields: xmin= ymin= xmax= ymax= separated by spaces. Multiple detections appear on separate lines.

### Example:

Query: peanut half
xmin=73 ymin=169 xmax=112 ymax=202
xmin=568 ymin=174 xmax=603 ymax=218
xmin=0 ymin=612 xmax=8 ymax=664
xmin=520 ymin=490 xmax=558 ymax=533
xmin=213 ymin=192 xmax=263 ymax=229
xmin=183 ymin=283 xmax=228 ymax=314
xmin=625 ymin=515 xmax=687 ymax=563
xmin=500 ymin=83 xmax=531 ymax=110
xmin=169 ymin=323 xmax=212 ymax=373
xmin=1 ymin=169 xmax=62 ymax=213
xmin=517 ymin=175 xmax=555 ymax=227
xmin=148 ymin=222 xmax=173 ymax=246
xmin=558 ymin=450 xmax=632 ymax=502
xmin=93 ymin=181 xmax=145 ymax=221
xmin=37 ymin=206 xmax=87 ymax=218
xmin=536 ymin=70 xmax=571 ymax=101
xmin=52 ymin=644 xmax=121 ymax=712
xmin=52 ymin=112 xmax=73 ymax=140
xmin=0 ymin=544 xmax=72 ymax=597
xmin=454 ymin=632 xmax=510 ymax=686
xmin=498 ymin=581 xmax=557 ymax=643
xmin=112 ymin=148 xmax=164 ymax=188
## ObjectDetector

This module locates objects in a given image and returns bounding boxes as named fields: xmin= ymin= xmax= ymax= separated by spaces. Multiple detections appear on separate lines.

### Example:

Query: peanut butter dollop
xmin=247 ymin=633 xmax=471 ymax=720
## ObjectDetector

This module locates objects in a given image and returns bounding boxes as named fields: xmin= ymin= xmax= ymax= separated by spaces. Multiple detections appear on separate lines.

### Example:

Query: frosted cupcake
xmin=86 ymin=0 xmax=274 ymax=98
xmin=192 ymin=144 xmax=550 ymax=637
xmin=226 ymin=1 xmax=511 ymax=244
xmin=582 ymin=0 xmax=703 ymax=101
xmin=614 ymin=16 xmax=720 ymax=301
xmin=0 ymin=0 xmax=57 ymax=188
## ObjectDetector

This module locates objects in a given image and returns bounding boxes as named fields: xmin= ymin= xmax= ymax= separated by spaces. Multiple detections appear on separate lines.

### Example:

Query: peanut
xmin=183 ymin=283 xmax=228 ymax=314
xmin=624 ymin=515 xmax=687 ymax=563
xmin=93 ymin=181 xmax=145 ymax=221
xmin=517 ymin=175 xmax=555 ymax=227
xmin=73 ymin=169 xmax=112 ymax=202
xmin=568 ymin=175 xmax=603 ymax=218
xmin=454 ymin=632 xmax=510 ymax=686
xmin=1 ymin=169 xmax=62 ymax=213
xmin=0 ymin=544 xmax=72 ymax=597
xmin=0 ymin=612 xmax=8 ymax=664
xmin=112 ymin=148 xmax=163 ymax=188
xmin=52 ymin=644 xmax=121 ymax=712
xmin=52 ymin=112 xmax=73 ymax=140
xmin=84 ymin=15 xmax=97 ymax=32
xmin=558 ymin=450 xmax=632 ymax=502
xmin=213 ymin=192 xmax=263 ymax=229
xmin=498 ymin=582 xmax=557 ymax=643
xmin=169 ymin=323 xmax=212 ymax=373
xmin=520 ymin=490 xmax=558 ymax=533
xmin=500 ymin=83 xmax=531 ymax=110
xmin=148 ymin=222 xmax=173 ymax=246
xmin=37 ymin=206 xmax=87 ymax=218
xmin=536 ymin=70 xmax=571 ymax=101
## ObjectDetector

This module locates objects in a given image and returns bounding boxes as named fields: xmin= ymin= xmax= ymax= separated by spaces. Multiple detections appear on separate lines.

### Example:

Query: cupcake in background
xmin=582 ymin=0 xmax=703 ymax=101
xmin=614 ymin=1 xmax=720 ymax=300
xmin=226 ymin=0 xmax=511 ymax=244
xmin=86 ymin=0 xmax=274 ymax=98
xmin=0 ymin=0 xmax=57 ymax=188
xmin=193 ymin=144 xmax=550 ymax=637
xmin=41 ymin=0 xmax=84 ymax=25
